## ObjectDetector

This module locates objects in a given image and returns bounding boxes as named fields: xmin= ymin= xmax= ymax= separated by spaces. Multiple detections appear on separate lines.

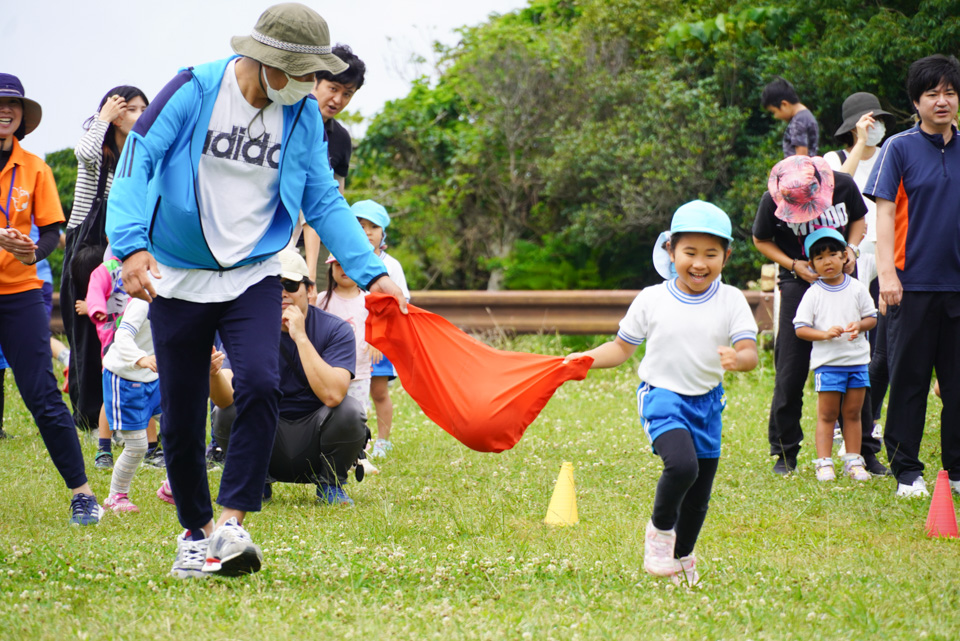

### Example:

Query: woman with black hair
xmin=0 ymin=72 xmax=102 ymax=524
xmin=61 ymin=86 xmax=148 ymax=433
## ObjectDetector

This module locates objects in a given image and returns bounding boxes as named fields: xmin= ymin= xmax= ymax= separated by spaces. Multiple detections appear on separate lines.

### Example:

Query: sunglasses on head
xmin=280 ymin=278 xmax=304 ymax=293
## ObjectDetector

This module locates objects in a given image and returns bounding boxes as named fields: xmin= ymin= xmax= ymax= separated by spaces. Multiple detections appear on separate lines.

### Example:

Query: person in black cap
xmin=0 ymin=73 xmax=103 ymax=525
xmin=823 ymin=92 xmax=897 ymax=466
xmin=105 ymin=3 xmax=407 ymax=579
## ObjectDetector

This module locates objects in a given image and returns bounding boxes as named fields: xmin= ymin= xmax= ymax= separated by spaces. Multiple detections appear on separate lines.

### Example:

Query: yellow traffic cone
xmin=544 ymin=461 xmax=578 ymax=526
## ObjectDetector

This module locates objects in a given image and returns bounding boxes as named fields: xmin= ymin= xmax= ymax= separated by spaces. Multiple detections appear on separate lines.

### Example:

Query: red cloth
xmin=365 ymin=294 xmax=593 ymax=453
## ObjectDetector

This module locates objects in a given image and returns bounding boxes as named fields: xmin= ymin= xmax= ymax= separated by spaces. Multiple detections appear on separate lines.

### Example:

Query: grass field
xmin=0 ymin=335 xmax=957 ymax=640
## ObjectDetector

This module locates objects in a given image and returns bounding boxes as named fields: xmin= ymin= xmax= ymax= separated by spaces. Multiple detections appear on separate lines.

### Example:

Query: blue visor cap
xmin=670 ymin=200 xmax=733 ymax=241
xmin=803 ymin=227 xmax=846 ymax=257
xmin=351 ymin=200 xmax=390 ymax=229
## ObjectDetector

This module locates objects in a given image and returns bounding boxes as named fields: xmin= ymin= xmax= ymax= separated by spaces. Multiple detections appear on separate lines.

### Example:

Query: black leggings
xmin=650 ymin=429 xmax=719 ymax=559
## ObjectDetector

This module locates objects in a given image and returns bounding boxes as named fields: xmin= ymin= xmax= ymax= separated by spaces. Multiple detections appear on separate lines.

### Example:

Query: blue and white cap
xmin=351 ymin=200 xmax=390 ymax=229
xmin=652 ymin=200 xmax=733 ymax=279
xmin=803 ymin=227 xmax=846 ymax=258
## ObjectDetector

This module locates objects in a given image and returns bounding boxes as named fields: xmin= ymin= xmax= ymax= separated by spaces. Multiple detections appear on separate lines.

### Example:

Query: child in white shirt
xmin=565 ymin=201 xmax=758 ymax=586
xmin=793 ymin=228 xmax=877 ymax=482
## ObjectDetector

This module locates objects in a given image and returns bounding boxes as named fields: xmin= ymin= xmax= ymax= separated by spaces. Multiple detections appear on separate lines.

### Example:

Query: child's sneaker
xmin=842 ymin=454 xmax=871 ymax=481
xmin=814 ymin=458 xmax=835 ymax=482
xmin=104 ymin=492 xmax=140 ymax=513
xmin=171 ymin=532 xmax=209 ymax=579
xmin=643 ymin=520 xmax=677 ymax=577
xmin=68 ymin=493 xmax=102 ymax=526
xmin=833 ymin=422 xmax=843 ymax=444
xmin=202 ymin=517 xmax=262 ymax=576
xmin=156 ymin=478 xmax=175 ymax=505
xmin=94 ymin=450 xmax=114 ymax=470
xmin=896 ymin=476 xmax=928 ymax=498
xmin=370 ymin=438 xmax=392 ymax=459
xmin=671 ymin=554 xmax=700 ymax=587
xmin=317 ymin=482 xmax=355 ymax=506
xmin=143 ymin=448 xmax=166 ymax=468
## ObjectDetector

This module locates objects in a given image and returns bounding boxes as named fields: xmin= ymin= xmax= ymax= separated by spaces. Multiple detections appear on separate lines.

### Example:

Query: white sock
xmin=57 ymin=349 xmax=71 ymax=365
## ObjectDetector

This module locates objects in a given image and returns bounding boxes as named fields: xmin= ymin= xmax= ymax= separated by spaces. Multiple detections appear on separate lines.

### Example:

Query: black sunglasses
xmin=280 ymin=278 xmax=304 ymax=293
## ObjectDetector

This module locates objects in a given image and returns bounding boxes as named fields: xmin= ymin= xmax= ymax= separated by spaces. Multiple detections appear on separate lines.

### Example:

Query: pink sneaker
xmin=156 ymin=479 xmax=175 ymax=505
xmin=103 ymin=492 xmax=139 ymax=513
xmin=671 ymin=554 xmax=700 ymax=587
xmin=643 ymin=520 xmax=678 ymax=577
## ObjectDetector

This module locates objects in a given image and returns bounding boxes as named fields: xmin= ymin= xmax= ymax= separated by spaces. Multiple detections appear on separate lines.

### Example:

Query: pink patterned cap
xmin=767 ymin=156 xmax=835 ymax=224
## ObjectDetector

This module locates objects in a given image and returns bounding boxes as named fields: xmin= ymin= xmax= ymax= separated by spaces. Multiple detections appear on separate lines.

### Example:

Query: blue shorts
xmin=372 ymin=354 xmax=396 ymax=379
xmin=102 ymin=370 xmax=161 ymax=432
xmin=814 ymin=366 xmax=870 ymax=393
xmin=636 ymin=383 xmax=726 ymax=458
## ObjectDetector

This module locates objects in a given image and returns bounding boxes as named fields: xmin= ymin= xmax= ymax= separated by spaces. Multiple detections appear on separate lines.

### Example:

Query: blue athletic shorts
xmin=814 ymin=366 xmax=870 ymax=393
xmin=102 ymin=370 xmax=161 ymax=431
xmin=371 ymin=354 xmax=396 ymax=379
xmin=636 ymin=383 xmax=726 ymax=458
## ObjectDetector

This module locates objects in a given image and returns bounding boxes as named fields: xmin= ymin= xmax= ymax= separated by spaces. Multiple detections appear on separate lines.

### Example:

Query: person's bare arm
xmin=753 ymin=236 xmax=818 ymax=283
xmin=874 ymin=197 xmax=901 ymax=308
xmin=564 ymin=336 xmax=637 ymax=369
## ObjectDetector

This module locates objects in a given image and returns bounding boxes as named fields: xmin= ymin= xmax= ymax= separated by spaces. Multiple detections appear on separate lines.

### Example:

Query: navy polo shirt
xmin=865 ymin=124 xmax=960 ymax=291
xmin=222 ymin=306 xmax=356 ymax=419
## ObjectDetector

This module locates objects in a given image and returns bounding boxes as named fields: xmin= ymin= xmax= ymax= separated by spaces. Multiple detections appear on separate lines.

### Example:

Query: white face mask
xmin=261 ymin=66 xmax=314 ymax=106
xmin=865 ymin=121 xmax=886 ymax=147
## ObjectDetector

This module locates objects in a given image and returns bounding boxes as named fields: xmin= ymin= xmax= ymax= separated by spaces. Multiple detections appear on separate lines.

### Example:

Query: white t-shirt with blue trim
xmin=793 ymin=275 xmax=877 ymax=370
xmin=618 ymin=278 xmax=758 ymax=396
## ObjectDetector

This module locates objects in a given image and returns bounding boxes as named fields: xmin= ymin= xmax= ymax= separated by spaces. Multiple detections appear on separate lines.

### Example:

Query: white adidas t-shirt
xmin=618 ymin=279 xmax=758 ymax=396
xmin=156 ymin=59 xmax=283 ymax=302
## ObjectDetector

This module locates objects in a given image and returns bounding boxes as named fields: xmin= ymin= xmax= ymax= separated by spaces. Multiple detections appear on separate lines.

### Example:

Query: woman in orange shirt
xmin=0 ymin=73 xmax=102 ymax=525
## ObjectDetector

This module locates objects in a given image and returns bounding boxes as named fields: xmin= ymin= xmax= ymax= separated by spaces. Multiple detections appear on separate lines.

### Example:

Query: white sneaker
xmin=202 ymin=517 xmax=262 ymax=576
xmin=671 ymin=554 xmax=700 ymax=587
xmin=871 ymin=423 xmax=883 ymax=440
xmin=643 ymin=520 xmax=677 ymax=577
xmin=171 ymin=532 xmax=209 ymax=579
xmin=370 ymin=438 xmax=393 ymax=459
xmin=896 ymin=477 xmax=929 ymax=498
xmin=950 ymin=479 xmax=960 ymax=496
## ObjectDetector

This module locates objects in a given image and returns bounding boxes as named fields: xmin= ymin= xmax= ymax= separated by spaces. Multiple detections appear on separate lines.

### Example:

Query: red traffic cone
xmin=925 ymin=470 xmax=959 ymax=538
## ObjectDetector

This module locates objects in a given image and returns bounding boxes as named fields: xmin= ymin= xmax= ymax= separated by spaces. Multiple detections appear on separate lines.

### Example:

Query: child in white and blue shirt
xmin=100 ymin=297 xmax=162 ymax=513
xmin=566 ymin=201 xmax=758 ymax=586
xmin=793 ymin=227 xmax=877 ymax=482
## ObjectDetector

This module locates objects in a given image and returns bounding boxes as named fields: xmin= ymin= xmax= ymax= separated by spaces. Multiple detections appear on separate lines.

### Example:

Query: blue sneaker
xmin=317 ymin=483 xmax=354 ymax=506
xmin=69 ymin=493 xmax=103 ymax=526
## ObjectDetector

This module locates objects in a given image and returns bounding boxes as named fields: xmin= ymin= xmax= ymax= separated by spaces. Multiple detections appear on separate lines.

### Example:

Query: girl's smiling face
xmin=668 ymin=232 xmax=730 ymax=295
xmin=0 ymin=98 xmax=23 ymax=140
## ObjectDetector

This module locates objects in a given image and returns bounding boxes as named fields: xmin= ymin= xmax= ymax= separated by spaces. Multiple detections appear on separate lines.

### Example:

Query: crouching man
xmin=211 ymin=250 xmax=367 ymax=505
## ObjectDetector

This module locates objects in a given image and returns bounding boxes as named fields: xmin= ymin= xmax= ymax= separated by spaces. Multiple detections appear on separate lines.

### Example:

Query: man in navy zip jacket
xmin=106 ymin=3 xmax=406 ymax=579
xmin=864 ymin=54 xmax=960 ymax=498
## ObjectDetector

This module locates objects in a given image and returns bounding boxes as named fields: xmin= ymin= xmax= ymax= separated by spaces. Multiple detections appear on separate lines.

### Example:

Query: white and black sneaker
xmin=202 ymin=517 xmax=262 ymax=576
xmin=171 ymin=532 xmax=209 ymax=579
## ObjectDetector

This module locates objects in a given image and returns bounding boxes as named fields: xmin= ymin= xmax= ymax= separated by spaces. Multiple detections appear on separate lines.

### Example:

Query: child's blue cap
xmin=652 ymin=201 xmax=732 ymax=280
xmin=803 ymin=227 xmax=846 ymax=257
xmin=351 ymin=200 xmax=390 ymax=229
xmin=670 ymin=200 xmax=733 ymax=241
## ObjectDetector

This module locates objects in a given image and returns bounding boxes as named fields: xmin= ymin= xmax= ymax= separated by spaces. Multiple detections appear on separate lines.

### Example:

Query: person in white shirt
xmin=564 ymin=201 xmax=758 ymax=587
xmin=793 ymin=228 xmax=877 ymax=483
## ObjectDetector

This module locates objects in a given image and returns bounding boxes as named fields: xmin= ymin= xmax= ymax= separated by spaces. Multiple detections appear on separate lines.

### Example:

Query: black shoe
xmin=205 ymin=444 xmax=225 ymax=469
xmin=863 ymin=454 xmax=892 ymax=476
xmin=143 ymin=448 xmax=166 ymax=468
xmin=0 ymin=427 xmax=8 ymax=439
xmin=772 ymin=455 xmax=796 ymax=476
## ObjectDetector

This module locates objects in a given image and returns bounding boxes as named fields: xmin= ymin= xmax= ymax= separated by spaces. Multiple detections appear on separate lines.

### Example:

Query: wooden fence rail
xmin=50 ymin=290 xmax=774 ymax=336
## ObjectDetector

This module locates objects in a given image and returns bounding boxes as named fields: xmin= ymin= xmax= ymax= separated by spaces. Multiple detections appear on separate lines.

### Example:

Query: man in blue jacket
xmin=106 ymin=3 xmax=406 ymax=579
